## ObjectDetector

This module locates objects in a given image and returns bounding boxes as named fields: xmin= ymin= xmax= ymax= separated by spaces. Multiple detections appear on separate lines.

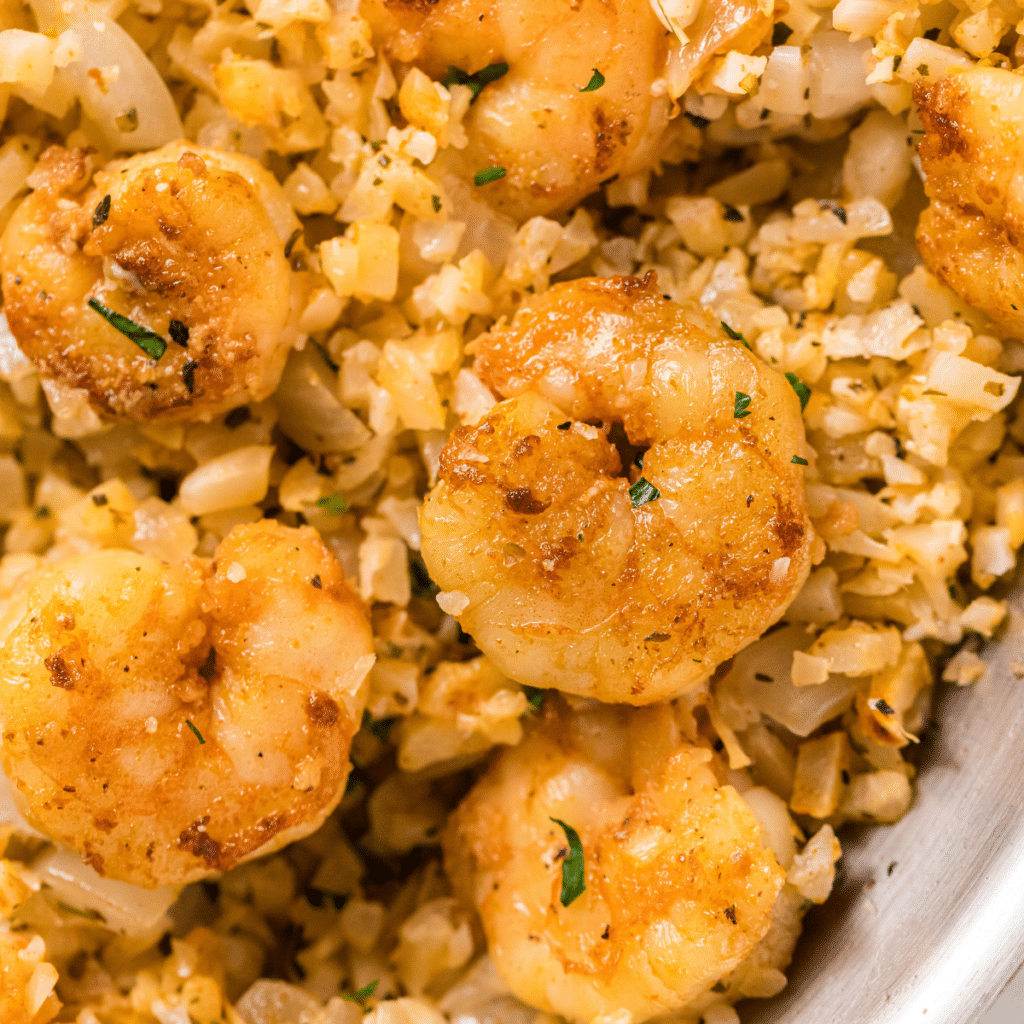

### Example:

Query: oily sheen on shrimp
xmin=419 ymin=276 xmax=814 ymax=704
xmin=0 ymin=521 xmax=373 ymax=888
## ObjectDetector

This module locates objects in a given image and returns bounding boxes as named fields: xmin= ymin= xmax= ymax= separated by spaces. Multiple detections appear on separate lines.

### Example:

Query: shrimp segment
xmin=419 ymin=276 xmax=813 ymax=704
xmin=0 ymin=141 xmax=300 ymax=423
xmin=364 ymin=0 xmax=670 ymax=220
xmin=444 ymin=699 xmax=789 ymax=1024
xmin=915 ymin=67 xmax=1024 ymax=339
xmin=0 ymin=521 xmax=373 ymax=888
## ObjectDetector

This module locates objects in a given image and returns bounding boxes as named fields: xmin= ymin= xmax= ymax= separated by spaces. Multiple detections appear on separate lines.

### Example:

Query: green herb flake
xmin=771 ymin=21 xmax=793 ymax=44
xmin=722 ymin=203 xmax=744 ymax=223
xmin=734 ymin=391 xmax=752 ymax=419
xmin=316 ymin=493 xmax=349 ymax=515
xmin=791 ymin=455 xmax=809 ymax=466
xmin=893 ymin=54 xmax=903 ymax=71
xmin=116 ymin=107 xmax=139 ymax=133
xmin=35 ymin=505 xmax=51 ymax=518
xmin=91 ymin=493 xmax=108 ymax=507
xmin=580 ymin=68 xmax=605 ymax=92
xmin=368 ymin=716 xmax=395 ymax=742
xmin=442 ymin=62 xmax=508 ymax=100
xmin=431 ymin=194 xmax=442 ymax=213
xmin=87 ymin=299 xmax=166 ymax=360
xmin=198 ymin=646 xmax=216 ymax=682
xmin=522 ymin=685 xmax=546 ymax=713
xmin=474 ymin=165 xmax=506 ymax=186
xmin=92 ymin=194 xmax=111 ymax=228
xmin=343 ymin=980 xmax=380 ymax=1005
xmin=57 ymin=900 xmax=104 ymax=921
xmin=917 ymin=63 xmax=929 ymax=76
xmin=784 ymin=372 xmax=811 ymax=411
xmin=550 ymin=818 xmax=586 ymax=906
xmin=628 ymin=476 xmax=660 ymax=507
xmin=721 ymin=320 xmax=750 ymax=348
xmin=168 ymin=319 xmax=189 ymax=347
xmin=888 ymin=860 xmax=897 ymax=876
xmin=185 ymin=719 xmax=205 ymax=744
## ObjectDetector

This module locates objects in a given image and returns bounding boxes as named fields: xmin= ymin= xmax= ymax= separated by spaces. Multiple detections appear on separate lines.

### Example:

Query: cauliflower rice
xmin=0 ymin=0 xmax=1022 ymax=1021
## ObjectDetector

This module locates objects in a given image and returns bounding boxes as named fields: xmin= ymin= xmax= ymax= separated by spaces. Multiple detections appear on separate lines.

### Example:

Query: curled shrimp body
xmin=363 ymin=0 xmax=670 ymax=221
xmin=0 ymin=141 xmax=300 ymax=423
xmin=915 ymin=67 xmax=1024 ymax=339
xmin=443 ymin=698 xmax=789 ymax=1024
xmin=0 ymin=520 xmax=374 ymax=888
xmin=419 ymin=276 xmax=813 ymax=705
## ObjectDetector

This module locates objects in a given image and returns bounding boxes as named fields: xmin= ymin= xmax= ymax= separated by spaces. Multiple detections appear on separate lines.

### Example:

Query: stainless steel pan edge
xmin=743 ymin=599 xmax=1024 ymax=1024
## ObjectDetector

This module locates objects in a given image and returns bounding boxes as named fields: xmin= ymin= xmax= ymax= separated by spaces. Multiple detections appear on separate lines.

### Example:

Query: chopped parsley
xmin=474 ymin=165 xmax=506 ymax=186
xmin=522 ymin=685 xmax=546 ymax=713
xmin=92 ymin=194 xmax=111 ymax=227
xmin=185 ymin=719 xmax=205 ymax=744
xmin=116 ymin=107 xmax=139 ymax=133
xmin=722 ymin=203 xmax=744 ymax=223
xmin=316 ymin=493 xmax=349 ymax=515
xmin=368 ymin=715 xmax=395 ymax=742
xmin=442 ymin=62 xmax=509 ymax=100
xmin=57 ymin=901 xmax=104 ymax=921
xmin=580 ymin=68 xmax=605 ymax=92
xmin=198 ymin=647 xmax=216 ymax=682
xmin=792 ymin=455 xmax=809 ymax=465
xmin=721 ymin=320 xmax=750 ymax=349
xmin=35 ymin=505 xmax=50 ymax=518
xmin=87 ymin=299 xmax=166 ymax=360
xmin=182 ymin=359 xmax=198 ymax=394
xmin=917 ymin=63 xmax=929 ymax=76
xmin=869 ymin=697 xmax=895 ymax=716
xmin=628 ymin=476 xmax=660 ymax=507
xmin=343 ymin=980 xmax=380 ymax=1005
xmin=168 ymin=320 xmax=189 ymax=347
xmin=784 ymin=372 xmax=811 ymax=411
xmin=431 ymin=194 xmax=442 ymax=213
xmin=284 ymin=227 xmax=302 ymax=259
xmin=550 ymin=818 xmax=586 ymax=906
xmin=772 ymin=22 xmax=793 ymax=45
xmin=91 ymin=493 xmax=108 ymax=506
xmin=893 ymin=54 xmax=903 ymax=71
xmin=734 ymin=391 xmax=752 ymax=418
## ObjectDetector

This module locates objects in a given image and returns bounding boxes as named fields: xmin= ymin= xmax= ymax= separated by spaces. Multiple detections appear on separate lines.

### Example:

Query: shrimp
xmin=915 ymin=66 xmax=1024 ymax=340
xmin=362 ymin=0 xmax=671 ymax=221
xmin=443 ymin=697 xmax=793 ymax=1024
xmin=0 ymin=520 xmax=374 ymax=888
xmin=0 ymin=140 xmax=301 ymax=423
xmin=418 ymin=275 xmax=814 ymax=705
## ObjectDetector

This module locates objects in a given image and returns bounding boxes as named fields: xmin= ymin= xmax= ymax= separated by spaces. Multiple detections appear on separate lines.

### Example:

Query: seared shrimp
xmin=419 ymin=276 xmax=813 ymax=705
xmin=0 ymin=141 xmax=300 ymax=423
xmin=363 ymin=0 xmax=670 ymax=220
xmin=916 ymin=67 xmax=1024 ymax=339
xmin=0 ymin=520 xmax=373 ymax=888
xmin=444 ymin=698 xmax=789 ymax=1023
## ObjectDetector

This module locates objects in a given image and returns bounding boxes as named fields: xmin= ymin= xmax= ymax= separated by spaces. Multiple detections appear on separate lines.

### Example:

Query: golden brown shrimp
xmin=419 ymin=275 xmax=814 ymax=705
xmin=0 ymin=520 xmax=373 ymax=888
xmin=915 ymin=67 xmax=1024 ymax=340
xmin=443 ymin=698 xmax=790 ymax=1024
xmin=362 ymin=0 xmax=671 ymax=221
xmin=0 ymin=141 xmax=301 ymax=423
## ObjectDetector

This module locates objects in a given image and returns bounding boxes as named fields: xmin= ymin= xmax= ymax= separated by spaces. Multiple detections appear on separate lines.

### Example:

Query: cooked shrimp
xmin=419 ymin=275 xmax=814 ymax=705
xmin=443 ymin=698 xmax=789 ymax=1024
xmin=362 ymin=0 xmax=671 ymax=221
xmin=0 ymin=520 xmax=374 ymax=888
xmin=915 ymin=67 xmax=1024 ymax=339
xmin=0 ymin=141 xmax=301 ymax=423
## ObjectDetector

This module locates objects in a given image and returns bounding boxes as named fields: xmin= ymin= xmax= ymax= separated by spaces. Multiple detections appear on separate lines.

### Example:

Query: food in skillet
xmin=0 ymin=0 xmax=1021 ymax=1022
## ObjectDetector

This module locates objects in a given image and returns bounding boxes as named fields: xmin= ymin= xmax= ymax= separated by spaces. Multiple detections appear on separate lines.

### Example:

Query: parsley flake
xmin=198 ymin=647 xmax=216 ymax=682
xmin=792 ymin=455 xmax=809 ymax=466
xmin=474 ymin=165 xmax=506 ymax=185
xmin=185 ymin=719 xmax=205 ymax=744
xmin=92 ymin=194 xmax=111 ymax=227
xmin=629 ymin=477 xmax=660 ymax=507
xmin=870 ymin=697 xmax=895 ymax=716
xmin=57 ymin=901 xmax=104 ymax=921
xmin=88 ymin=299 xmax=166 ymax=360
xmin=550 ymin=818 xmax=586 ymax=906
xmin=772 ymin=22 xmax=793 ymax=44
xmin=734 ymin=392 xmax=752 ymax=418
xmin=784 ymin=372 xmax=811 ymax=411
xmin=442 ymin=62 xmax=508 ymax=100
xmin=168 ymin=320 xmax=189 ymax=347
xmin=721 ymin=320 xmax=750 ymax=349
xmin=316 ymin=493 xmax=349 ymax=515
xmin=522 ymin=685 xmax=545 ymax=713
xmin=343 ymin=980 xmax=380 ymax=1005
xmin=722 ymin=203 xmax=744 ymax=223
xmin=431 ymin=194 xmax=442 ymax=213
xmin=580 ymin=68 xmax=605 ymax=92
